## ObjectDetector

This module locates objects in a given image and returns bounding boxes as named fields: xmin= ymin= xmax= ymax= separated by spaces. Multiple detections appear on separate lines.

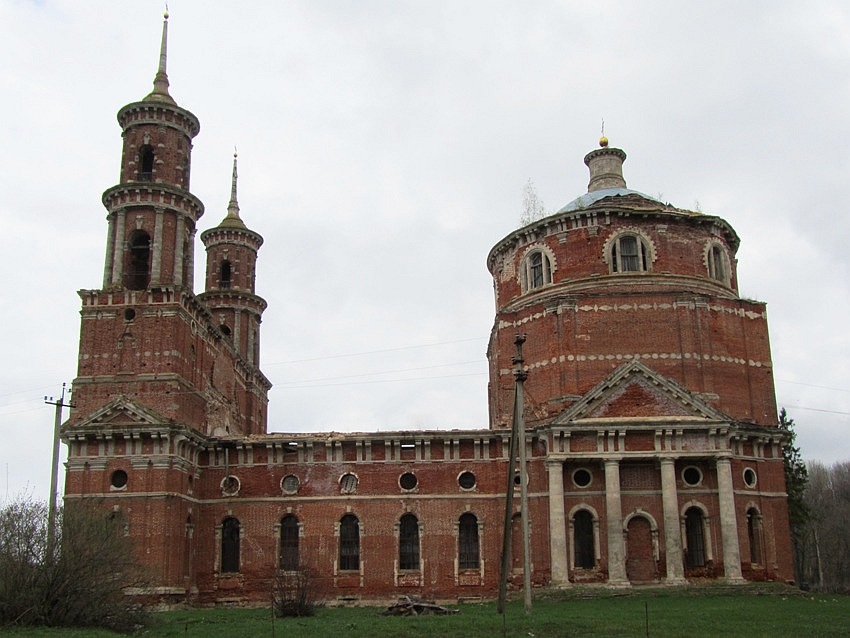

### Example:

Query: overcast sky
xmin=2 ymin=0 xmax=848 ymax=502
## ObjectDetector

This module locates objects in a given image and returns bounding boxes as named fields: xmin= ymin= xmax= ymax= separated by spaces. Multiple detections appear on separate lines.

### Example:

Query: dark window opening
xmin=573 ymin=509 xmax=595 ymax=569
xmin=280 ymin=515 xmax=299 ymax=571
xmin=138 ymin=146 xmax=154 ymax=181
xmin=458 ymin=471 xmax=476 ymax=490
xmin=458 ymin=512 xmax=479 ymax=569
xmin=573 ymin=468 xmax=592 ymax=488
xmin=221 ymin=517 xmax=240 ymax=573
xmin=399 ymin=513 xmax=420 ymax=570
xmin=709 ymin=245 xmax=726 ymax=281
xmin=683 ymin=466 xmax=702 ymax=486
xmin=339 ymin=514 xmax=359 ymax=571
xmin=530 ymin=251 xmax=544 ymax=287
xmin=523 ymin=250 xmax=552 ymax=291
xmin=685 ymin=507 xmax=706 ymax=568
xmin=612 ymin=234 xmax=648 ymax=273
xmin=110 ymin=469 xmax=128 ymax=489
xmin=399 ymin=472 xmax=418 ymax=490
xmin=220 ymin=260 xmax=232 ymax=289
xmin=747 ymin=508 xmax=763 ymax=565
xmin=125 ymin=230 xmax=151 ymax=290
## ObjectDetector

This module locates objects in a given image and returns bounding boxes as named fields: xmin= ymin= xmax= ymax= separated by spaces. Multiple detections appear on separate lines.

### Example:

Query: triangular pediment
xmin=552 ymin=360 xmax=728 ymax=424
xmin=72 ymin=396 xmax=170 ymax=430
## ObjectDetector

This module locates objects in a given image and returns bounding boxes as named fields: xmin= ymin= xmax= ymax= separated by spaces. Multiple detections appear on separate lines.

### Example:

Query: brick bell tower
xmin=62 ymin=13 xmax=271 ymax=597
xmin=197 ymin=153 xmax=267 ymax=370
xmin=67 ymin=12 xmax=270 ymax=437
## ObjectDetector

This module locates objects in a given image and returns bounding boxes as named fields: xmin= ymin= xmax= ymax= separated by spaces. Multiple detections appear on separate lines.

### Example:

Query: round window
xmin=123 ymin=308 xmax=136 ymax=322
xmin=573 ymin=468 xmax=592 ymax=488
xmin=110 ymin=469 xmax=128 ymax=489
xmin=458 ymin=471 xmax=477 ymax=490
xmin=221 ymin=475 xmax=240 ymax=496
xmin=339 ymin=472 xmax=359 ymax=494
xmin=743 ymin=468 xmax=757 ymax=488
xmin=682 ymin=466 xmax=702 ymax=487
xmin=281 ymin=474 xmax=300 ymax=494
xmin=399 ymin=472 xmax=418 ymax=490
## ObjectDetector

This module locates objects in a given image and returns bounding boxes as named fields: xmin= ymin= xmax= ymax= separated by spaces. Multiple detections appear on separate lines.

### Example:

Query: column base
xmin=605 ymin=578 xmax=631 ymax=588
xmin=724 ymin=576 xmax=747 ymax=585
xmin=663 ymin=576 xmax=689 ymax=586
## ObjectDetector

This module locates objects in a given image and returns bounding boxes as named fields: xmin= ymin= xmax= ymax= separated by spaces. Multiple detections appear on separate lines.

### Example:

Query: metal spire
xmin=221 ymin=150 xmax=247 ymax=228
xmin=146 ymin=9 xmax=175 ymax=104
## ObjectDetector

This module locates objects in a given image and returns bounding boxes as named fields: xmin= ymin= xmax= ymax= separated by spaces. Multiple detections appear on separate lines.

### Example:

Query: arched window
xmin=520 ymin=249 xmax=553 ymax=292
xmin=220 ymin=260 xmax=232 ymax=289
xmin=138 ymin=145 xmax=154 ymax=181
xmin=220 ymin=517 xmax=240 ymax=573
xmin=573 ymin=509 xmax=595 ymax=569
xmin=458 ymin=512 xmax=479 ymax=569
xmin=125 ymin=230 xmax=151 ymax=290
xmin=707 ymin=242 xmax=730 ymax=285
xmin=280 ymin=515 xmax=299 ymax=571
xmin=611 ymin=233 xmax=649 ymax=273
xmin=339 ymin=514 xmax=360 ymax=571
xmin=747 ymin=507 xmax=763 ymax=565
xmin=399 ymin=513 xmax=420 ymax=570
xmin=684 ymin=507 xmax=706 ymax=568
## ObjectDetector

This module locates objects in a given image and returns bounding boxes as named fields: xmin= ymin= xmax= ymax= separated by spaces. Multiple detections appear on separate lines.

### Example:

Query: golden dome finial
xmin=599 ymin=118 xmax=608 ymax=147
xmin=164 ymin=4 xmax=169 ymax=20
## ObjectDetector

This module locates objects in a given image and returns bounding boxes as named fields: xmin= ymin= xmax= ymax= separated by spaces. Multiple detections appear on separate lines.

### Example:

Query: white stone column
xmin=604 ymin=458 xmax=629 ymax=585
xmin=111 ymin=211 xmax=125 ymax=286
xmin=103 ymin=215 xmax=115 ymax=288
xmin=660 ymin=457 xmax=687 ymax=584
xmin=151 ymin=207 xmax=164 ymax=284
xmin=716 ymin=456 xmax=744 ymax=582
xmin=174 ymin=214 xmax=185 ymax=287
xmin=547 ymin=460 xmax=569 ymax=585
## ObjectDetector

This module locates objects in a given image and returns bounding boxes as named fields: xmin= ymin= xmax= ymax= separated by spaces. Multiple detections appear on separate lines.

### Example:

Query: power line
xmin=777 ymin=379 xmax=849 ymax=394
xmin=265 ymin=337 xmax=485 ymax=366
xmin=274 ymin=360 xmax=483 ymax=386
xmin=274 ymin=371 xmax=486 ymax=390
xmin=782 ymin=405 xmax=850 ymax=417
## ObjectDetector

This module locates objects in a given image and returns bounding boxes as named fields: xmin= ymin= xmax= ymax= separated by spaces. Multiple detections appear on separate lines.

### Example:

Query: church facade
xmin=62 ymin=16 xmax=794 ymax=605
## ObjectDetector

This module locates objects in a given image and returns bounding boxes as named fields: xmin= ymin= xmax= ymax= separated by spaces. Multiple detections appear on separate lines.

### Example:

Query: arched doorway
xmin=626 ymin=515 xmax=657 ymax=583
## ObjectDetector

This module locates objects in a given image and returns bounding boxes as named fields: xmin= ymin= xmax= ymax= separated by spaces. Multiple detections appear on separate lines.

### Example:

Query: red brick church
xmin=62 ymin=15 xmax=794 ymax=604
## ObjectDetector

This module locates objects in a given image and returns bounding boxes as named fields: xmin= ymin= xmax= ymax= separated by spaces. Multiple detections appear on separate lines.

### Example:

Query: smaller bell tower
xmin=198 ymin=153 xmax=267 ymax=368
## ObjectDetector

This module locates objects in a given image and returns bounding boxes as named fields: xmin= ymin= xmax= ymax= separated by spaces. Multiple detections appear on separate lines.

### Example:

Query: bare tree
xmin=0 ymin=497 xmax=148 ymax=631
xmin=272 ymin=566 xmax=323 ymax=618
xmin=799 ymin=460 xmax=850 ymax=592
xmin=519 ymin=179 xmax=545 ymax=226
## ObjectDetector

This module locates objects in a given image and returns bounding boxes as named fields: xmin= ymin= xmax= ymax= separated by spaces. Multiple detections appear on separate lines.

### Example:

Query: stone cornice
xmin=102 ymin=183 xmax=204 ymax=223
xmin=117 ymin=100 xmax=200 ymax=138
xmin=487 ymin=205 xmax=740 ymax=273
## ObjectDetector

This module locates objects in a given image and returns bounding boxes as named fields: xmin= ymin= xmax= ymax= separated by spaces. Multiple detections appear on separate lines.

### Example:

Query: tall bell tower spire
xmin=100 ymin=11 xmax=202 ymax=291
xmin=147 ymin=10 xmax=174 ymax=104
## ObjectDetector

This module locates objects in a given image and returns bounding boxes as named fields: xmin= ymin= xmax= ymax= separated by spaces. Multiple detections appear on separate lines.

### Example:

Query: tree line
xmin=781 ymin=408 xmax=850 ymax=592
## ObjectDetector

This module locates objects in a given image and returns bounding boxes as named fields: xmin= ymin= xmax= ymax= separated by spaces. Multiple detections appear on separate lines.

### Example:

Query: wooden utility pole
xmin=44 ymin=383 xmax=73 ymax=556
xmin=497 ymin=334 xmax=532 ymax=615
xmin=515 ymin=335 xmax=532 ymax=614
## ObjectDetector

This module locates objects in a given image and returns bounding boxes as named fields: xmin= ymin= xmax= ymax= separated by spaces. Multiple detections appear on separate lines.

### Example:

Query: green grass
xmin=3 ymin=585 xmax=850 ymax=637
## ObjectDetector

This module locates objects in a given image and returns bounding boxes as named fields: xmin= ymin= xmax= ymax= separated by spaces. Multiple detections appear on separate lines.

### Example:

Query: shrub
xmin=0 ymin=497 xmax=149 ymax=632
xmin=272 ymin=568 xmax=322 ymax=618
